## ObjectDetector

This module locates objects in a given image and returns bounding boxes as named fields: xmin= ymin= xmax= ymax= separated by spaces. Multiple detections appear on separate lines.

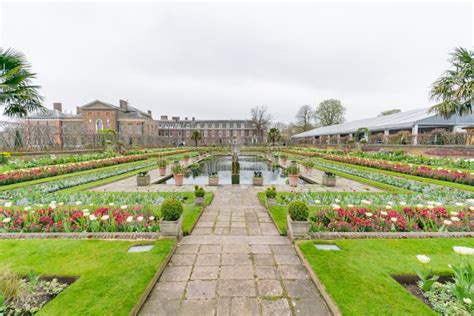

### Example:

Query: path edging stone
xmin=309 ymin=231 xmax=474 ymax=239
xmin=0 ymin=232 xmax=163 ymax=240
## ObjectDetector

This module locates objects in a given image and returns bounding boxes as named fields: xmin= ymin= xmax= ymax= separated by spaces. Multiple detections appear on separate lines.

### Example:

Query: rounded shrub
xmin=161 ymin=198 xmax=183 ymax=221
xmin=288 ymin=200 xmax=309 ymax=221
xmin=194 ymin=185 xmax=205 ymax=197
xmin=265 ymin=186 xmax=277 ymax=199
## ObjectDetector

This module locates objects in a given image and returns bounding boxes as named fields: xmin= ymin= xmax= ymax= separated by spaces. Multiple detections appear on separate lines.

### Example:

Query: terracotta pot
xmin=174 ymin=173 xmax=184 ymax=186
xmin=288 ymin=174 xmax=299 ymax=187
xmin=159 ymin=167 xmax=167 ymax=176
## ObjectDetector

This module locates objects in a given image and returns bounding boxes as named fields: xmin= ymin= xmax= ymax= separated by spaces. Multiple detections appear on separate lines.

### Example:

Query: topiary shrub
xmin=265 ymin=186 xmax=277 ymax=198
xmin=288 ymin=200 xmax=309 ymax=221
xmin=194 ymin=185 xmax=205 ymax=197
xmin=161 ymin=198 xmax=183 ymax=221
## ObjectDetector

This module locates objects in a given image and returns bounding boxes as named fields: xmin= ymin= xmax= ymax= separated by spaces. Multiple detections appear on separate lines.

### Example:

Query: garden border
xmin=294 ymin=240 xmax=342 ymax=316
xmin=0 ymin=232 xmax=164 ymax=240
xmin=308 ymin=231 xmax=474 ymax=239
xmin=130 ymin=240 xmax=178 ymax=316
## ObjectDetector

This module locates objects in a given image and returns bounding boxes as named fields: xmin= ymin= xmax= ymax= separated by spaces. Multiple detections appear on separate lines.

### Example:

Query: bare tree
xmin=295 ymin=105 xmax=315 ymax=132
xmin=250 ymin=105 xmax=272 ymax=143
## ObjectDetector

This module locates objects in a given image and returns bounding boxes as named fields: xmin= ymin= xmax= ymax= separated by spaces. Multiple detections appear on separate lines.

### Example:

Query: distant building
xmin=291 ymin=108 xmax=474 ymax=145
xmin=13 ymin=100 xmax=260 ymax=149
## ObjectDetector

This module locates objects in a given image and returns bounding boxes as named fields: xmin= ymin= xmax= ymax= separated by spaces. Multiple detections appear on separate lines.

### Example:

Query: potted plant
xmin=287 ymin=200 xmax=310 ymax=239
xmin=265 ymin=186 xmax=277 ymax=205
xmin=136 ymin=171 xmax=150 ymax=186
xmin=280 ymin=154 xmax=288 ymax=166
xmin=183 ymin=154 xmax=190 ymax=164
xmin=253 ymin=171 xmax=263 ymax=186
xmin=322 ymin=171 xmax=336 ymax=187
xmin=286 ymin=164 xmax=300 ymax=187
xmin=171 ymin=163 xmax=185 ymax=186
xmin=208 ymin=172 xmax=219 ymax=186
xmin=158 ymin=159 xmax=168 ymax=176
xmin=159 ymin=198 xmax=183 ymax=237
xmin=194 ymin=185 xmax=206 ymax=206
xmin=302 ymin=159 xmax=314 ymax=174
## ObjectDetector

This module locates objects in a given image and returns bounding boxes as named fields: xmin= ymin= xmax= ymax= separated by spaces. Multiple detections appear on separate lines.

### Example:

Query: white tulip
xmin=149 ymin=216 xmax=155 ymax=221
xmin=334 ymin=199 xmax=340 ymax=203
xmin=126 ymin=216 xmax=133 ymax=223
xmin=380 ymin=211 xmax=388 ymax=216
xmin=416 ymin=204 xmax=423 ymax=208
xmin=443 ymin=220 xmax=452 ymax=226
xmin=455 ymin=202 xmax=464 ymax=206
xmin=24 ymin=206 xmax=31 ymax=211
xmin=137 ymin=216 xmax=144 ymax=222
xmin=101 ymin=215 xmax=109 ymax=221
xmin=4 ymin=202 xmax=12 ymax=207
xmin=314 ymin=200 xmax=321 ymax=204
xmin=121 ymin=205 xmax=128 ymax=210
xmin=109 ymin=203 xmax=115 ymax=206
xmin=453 ymin=246 xmax=474 ymax=256
xmin=463 ymin=298 xmax=472 ymax=305
xmin=347 ymin=204 xmax=354 ymax=208
xmin=75 ymin=201 xmax=82 ymax=205
xmin=390 ymin=217 xmax=398 ymax=223
xmin=435 ymin=202 xmax=443 ymax=207
xmin=385 ymin=205 xmax=391 ymax=209
xmin=365 ymin=212 xmax=373 ymax=217
xmin=89 ymin=214 xmax=97 ymax=221
xmin=450 ymin=211 xmax=459 ymax=216
xmin=399 ymin=202 xmax=407 ymax=206
xmin=2 ymin=217 xmax=11 ymax=223
xmin=451 ymin=217 xmax=460 ymax=222
xmin=416 ymin=255 xmax=430 ymax=264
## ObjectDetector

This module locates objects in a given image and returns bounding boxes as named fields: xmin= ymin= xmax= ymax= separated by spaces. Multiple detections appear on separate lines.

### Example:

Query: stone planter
xmin=287 ymin=215 xmax=310 ymax=239
xmin=253 ymin=177 xmax=263 ymax=186
xmin=160 ymin=215 xmax=183 ymax=237
xmin=267 ymin=197 xmax=276 ymax=206
xmin=322 ymin=174 xmax=336 ymax=187
xmin=231 ymin=174 xmax=240 ymax=185
xmin=288 ymin=174 xmax=299 ymax=187
xmin=159 ymin=167 xmax=167 ymax=176
xmin=174 ymin=173 xmax=184 ymax=186
xmin=194 ymin=196 xmax=205 ymax=206
xmin=208 ymin=176 xmax=219 ymax=186
xmin=137 ymin=175 xmax=150 ymax=186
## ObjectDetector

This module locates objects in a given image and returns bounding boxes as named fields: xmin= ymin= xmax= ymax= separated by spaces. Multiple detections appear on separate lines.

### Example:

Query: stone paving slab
xmin=139 ymin=186 xmax=331 ymax=316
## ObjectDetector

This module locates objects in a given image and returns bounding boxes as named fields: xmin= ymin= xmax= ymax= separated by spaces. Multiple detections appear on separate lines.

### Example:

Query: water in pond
xmin=164 ymin=155 xmax=306 ymax=185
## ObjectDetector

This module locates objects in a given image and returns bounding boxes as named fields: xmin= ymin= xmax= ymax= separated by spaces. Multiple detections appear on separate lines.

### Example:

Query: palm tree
xmin=267 ymin=128 xmax=281 ymax=146
xmin=428 ymin=47 xmax=473 ymax=118
xmin=0 ymin=48 xmax=44 ymax=117
xmin=190 ymin=130 xmax=202 ymax=147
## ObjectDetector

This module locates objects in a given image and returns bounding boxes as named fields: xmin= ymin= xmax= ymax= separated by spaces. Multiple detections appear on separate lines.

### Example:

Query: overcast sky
xmin=1 ymin=1 xmax=472 ymax=123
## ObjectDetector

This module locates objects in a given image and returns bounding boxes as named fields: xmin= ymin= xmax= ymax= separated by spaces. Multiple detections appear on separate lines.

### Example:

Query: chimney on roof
xmin=185 ymin=117 xmax=188 ymax=121
xmin=147 ymin=110 xmax=152 ymax=117
xmin=172 ymin=116 xmax=180 ymax=121
xmin=76 ymin=106 xmax=82 ymax=114
xmin=119 ymin=99 xmax=128 ymax=112
xmin=53 ymin=103 xmax=62 ymax=112
xmin=161 ymin=115 xmax=168 ymax=121
xmin=192 ymin=117 xmax=195 ymax=121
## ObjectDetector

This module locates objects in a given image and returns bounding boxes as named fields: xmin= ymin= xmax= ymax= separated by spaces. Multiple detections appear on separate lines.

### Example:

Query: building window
xmin=226 ymin=123 xmax=230 ymax=128
xmin=233 ymin=123 xmax=237 ymax=128
xmin=241 ymin=123 xmax=245 ymax=128
xmin=106 ymin=119 xmax=110 ymax=128
xmin=204 ymin=130 xmax=208 ymax=137
xmin=96 ymin=119 xmax=103 ymax=131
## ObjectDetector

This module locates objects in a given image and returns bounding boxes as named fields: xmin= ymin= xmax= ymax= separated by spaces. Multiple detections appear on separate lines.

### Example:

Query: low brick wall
xmin=309 ymin=231 xmax=474 ymax=240
xmin=0 ymin=232 xmax=163 ymax=240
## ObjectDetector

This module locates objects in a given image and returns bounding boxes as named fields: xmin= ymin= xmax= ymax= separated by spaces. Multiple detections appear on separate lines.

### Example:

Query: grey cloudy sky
xmin=1 ymin=1 xmax=472 ymax=123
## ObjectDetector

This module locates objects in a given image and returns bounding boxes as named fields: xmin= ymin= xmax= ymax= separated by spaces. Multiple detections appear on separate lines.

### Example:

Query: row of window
xmin=158 ymin=122 xmax=254 ymax=129
xmin=158 ymin=130 xmax=256 ymax=137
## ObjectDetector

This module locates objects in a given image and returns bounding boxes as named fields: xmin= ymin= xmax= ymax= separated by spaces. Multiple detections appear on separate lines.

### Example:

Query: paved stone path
xmin=139 ymin=186 xmax=331 ymax=316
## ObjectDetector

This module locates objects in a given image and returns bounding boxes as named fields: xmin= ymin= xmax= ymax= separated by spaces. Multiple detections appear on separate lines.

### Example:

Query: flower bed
xmin=0 ymin=154 xmax=148 ymax=185
xmin=0 ymin=206 xmax=158 ymax=233
xmin=0 ymin=159 xmax=157 ymax=203
xmin=311 ymin=206 xmax=473 ymax=232
xmin=323 ymin=154 xmax=474 ymax=186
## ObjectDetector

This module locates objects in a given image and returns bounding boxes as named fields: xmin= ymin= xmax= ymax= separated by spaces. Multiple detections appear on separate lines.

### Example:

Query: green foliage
xmin=190 ymin=130 xmax=202 ymax=147
xmin=315 ymin=99 xmax=346 ymax=126
xmin=285 ymin=164 xmax=300 ymax=176
xmin=0 ymin=48 xmax=45 ymax=117
xmin=379 ymin=109 xmax=401 ymax=116
xmin=267 ymin=127 xmax=282 ymax=145
xmin=415 ymin=266 xmax=439 ymax=292
xmin=288 ymin=200 xmax=309 ymax=221
xmin=160 ymin=198 xmax=183 ymax=221
xmin=194 ymin=186 xmax=205 ymax=198
xmin=157 ymin=159 xmax=168 ymax=168
xmin=280 ymin=154 xmax=288 ymax=160
xmin=450 ymin=259 xmax=474 ymax=304
xmin=429 ymin=47 xmax=473 ymax=118
xmin=0 ymin=267 xmax=21 ymax=301
xmin=302 ymin=159 xmax=314 ymax=168
xmin=0 ymin=152 xmax=11 ymax=165
xmin=171 ymin=163 xmax=184 ymax=174
xmin=265 ymin=186 xmax=277 ymax=198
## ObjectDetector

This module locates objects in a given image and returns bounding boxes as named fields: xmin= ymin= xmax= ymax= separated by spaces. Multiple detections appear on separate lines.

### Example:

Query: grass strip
xmin=298 ymin=238 xmax=474 ymax=315
xmin=0 ymin=239 xmax=175 ymax=315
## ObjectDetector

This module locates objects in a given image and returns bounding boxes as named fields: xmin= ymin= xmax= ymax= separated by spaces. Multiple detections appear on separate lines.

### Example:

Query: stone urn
xmin=288 ymin=175 xmax=299 ymax=187
xmin=322 ymin=173 xmax=336 ymax=187
xmin=194 ymin=196 xmax=205 ymax=206
xmin=137 ymin=174 xmax=150 ymax=186
xmin=160 ymin=215 xmax=183 ymax=237
xmin=253 ymin=177 xmax=263 ymax=186
xmin=208 ymin=176 xmax=219 ymax=186
xmin=174 ymin=174 xmax=184 ymax=186
xmin=159 ymin=167 xmax=167 ymax=176
xmin=287 ymin=215 xmax=310 ymax=239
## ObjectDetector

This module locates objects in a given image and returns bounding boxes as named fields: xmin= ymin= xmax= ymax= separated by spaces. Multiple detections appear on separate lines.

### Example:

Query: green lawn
xmin=298 ymin=238 xmax=474 ymax=315
xmin=0 ymin=239 xmax=175 ymax=315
